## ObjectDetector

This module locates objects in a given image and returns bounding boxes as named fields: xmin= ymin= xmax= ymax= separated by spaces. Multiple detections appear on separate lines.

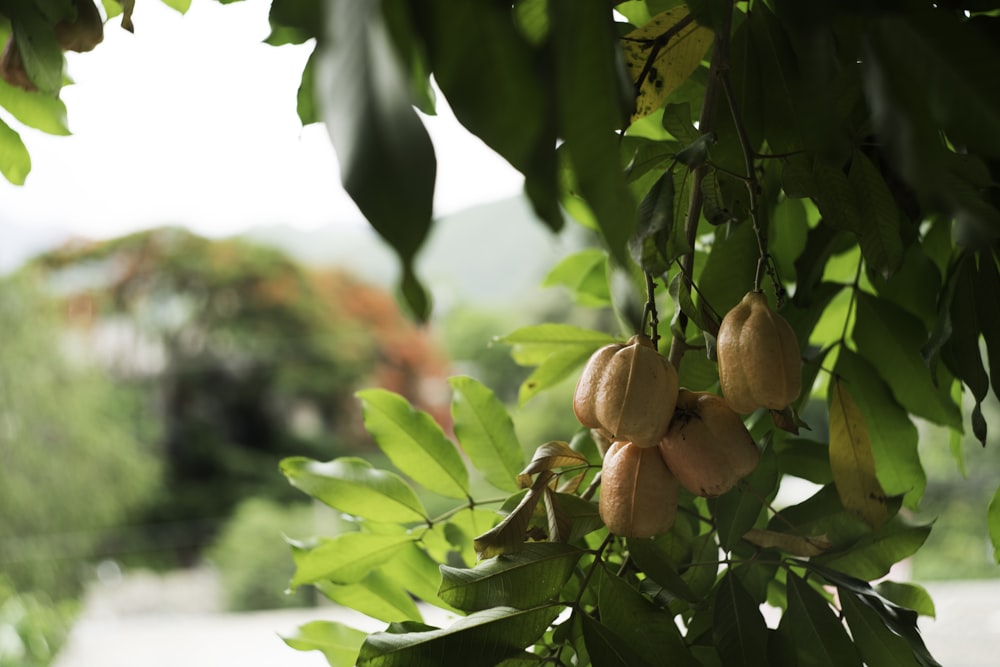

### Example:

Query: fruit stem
xmin=668 ymin=7 xmax=732 ymax=371
xmin=642 ymin=271 xmax=660 ymax=346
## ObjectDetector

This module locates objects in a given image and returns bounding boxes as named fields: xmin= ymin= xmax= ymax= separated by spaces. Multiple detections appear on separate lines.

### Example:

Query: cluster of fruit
xmin=575 ymin=291 xmax=801 ymax=538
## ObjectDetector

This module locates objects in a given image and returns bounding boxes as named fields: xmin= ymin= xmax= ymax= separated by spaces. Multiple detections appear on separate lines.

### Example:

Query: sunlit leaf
xmin=499 ymin=324 xmax=618 ymax=364
xmin=282 ymin=620 xmax=368 ymax=667
xmin=356 ymin=388 xmax=470 ymax=499
xmin=357 ymin=605 xmax=562 ymax=667
xmin=543 ymin=249 xmax=612 ymax=307
xmin=281 ymin=456 xmax=428 ymax=523
xmin=0 ymin=117 xmax=30 ymax=185
xmin=438 ymin=542 xmax=582 ymax=611
xmin=449 ymin=376 xmax=524 ymax=493
xmin=779 ymin=572 xmax=863 ymax=667
xmin=316 ymin=570 xmax=423 ymax=624
xmin=829 ymin=377 xmax=888 ymax=529
xmin=0 ymin=78 xmax=69 ymax=135
xmin=381 ymin=541 xmax=457 ymax=612
xmin=713 ymin=570 xmax=769 ymax=667
xmin=989 ymin=485 xmax=1000 ymax=564
xmin=621 ymin=7 xmax=714 ymax=122
xmin=290 ymin=533 xmax=416 ymax=588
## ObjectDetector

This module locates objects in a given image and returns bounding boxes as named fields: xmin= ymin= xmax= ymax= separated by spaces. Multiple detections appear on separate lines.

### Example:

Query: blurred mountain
xmin=245 ymin=196 xmax=587 ymax=311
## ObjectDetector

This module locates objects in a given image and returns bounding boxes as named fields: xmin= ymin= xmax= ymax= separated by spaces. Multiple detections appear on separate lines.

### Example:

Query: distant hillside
xmin=245 ymin=196 xmax=590 ymax=311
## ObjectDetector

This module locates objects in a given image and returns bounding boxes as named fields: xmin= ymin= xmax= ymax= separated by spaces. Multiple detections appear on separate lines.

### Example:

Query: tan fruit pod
xmin=716 ymin=291 xmax=801 ymax=414
xmin=658 ymin=389 xmax=760 ymax=497
xmin=573 ymin=334 xmax=679 ymax=448
xmin=599 ymin=441 xmax=679 ymax=538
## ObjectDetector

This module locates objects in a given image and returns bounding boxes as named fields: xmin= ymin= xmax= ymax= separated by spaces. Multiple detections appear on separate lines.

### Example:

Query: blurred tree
xmin=0 ymin=269 xmax=160 ymax=597
xmin=34 ymin=227 xmax=449 ymax=564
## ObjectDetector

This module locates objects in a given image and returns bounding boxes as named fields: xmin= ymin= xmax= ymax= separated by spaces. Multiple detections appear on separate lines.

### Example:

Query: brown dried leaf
xmin=517 ymin=441 xmax=589 ymax=489
xmin=474 ymin=471 xmax=553 ymax=559
xmin=743 ymin=528 xmax=832 ymax=557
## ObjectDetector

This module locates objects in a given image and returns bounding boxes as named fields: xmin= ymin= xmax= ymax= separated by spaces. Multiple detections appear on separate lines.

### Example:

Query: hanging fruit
xmin=716 ymin=291 xmax=801 ymax=414
xmin=599 ymin=441 xmax=679 ymax=538
xmin=658 ymin=389 xmax=760 ymax=497
xmin=572 ymin=334 xmax=679 ymax=448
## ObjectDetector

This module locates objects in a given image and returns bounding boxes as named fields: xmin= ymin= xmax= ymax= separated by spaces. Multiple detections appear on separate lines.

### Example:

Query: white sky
xmin=0 ymin=0 xmax=523 ymax=240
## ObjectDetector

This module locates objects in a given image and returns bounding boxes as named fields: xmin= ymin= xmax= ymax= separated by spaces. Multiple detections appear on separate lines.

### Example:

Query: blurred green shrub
xmin=0 ymin=575 xmax=77 ymax=667
xmin=0 ymin=270 xmax=161 ymax=599
xmin=207 ymin=498 xmax=316 ymax=611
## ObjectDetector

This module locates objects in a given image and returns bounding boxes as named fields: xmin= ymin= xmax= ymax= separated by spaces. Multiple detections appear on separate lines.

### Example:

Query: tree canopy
xmin=6 ymin=0 xmax=1000 ymax=665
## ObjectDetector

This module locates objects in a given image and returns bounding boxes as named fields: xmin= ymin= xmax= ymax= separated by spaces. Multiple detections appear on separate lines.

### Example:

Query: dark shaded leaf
xmin=580 ymin=613 xmax=658 ymax=667
xmin=840 ymin=591 xmax=921 ymax=667
xmin=714 ymin=443 xmax=779 ymax=551
xmin=816 ymin=515 xmax=931 ymax=581
xmin=315 ymin=0 xmax=435 ymax=319
xmin=714 ymin=570 xmax=769 ymax=666
xmin=989 ymin=485 xmax=1000 ymax=563
xmin=779 ymin=571 xmax=862 ymax=667
xmin=849 ymin=150 xmax=903 ymax=278
xmin=438 ymin=542 xmax=582 ymax=611
xmin=626 ymin=537 xmax=699 ymax=603
xmin=358 ymin=605 xmax=562 ymax=667
xmin=875 ymin=581 xmax=936 ymax=619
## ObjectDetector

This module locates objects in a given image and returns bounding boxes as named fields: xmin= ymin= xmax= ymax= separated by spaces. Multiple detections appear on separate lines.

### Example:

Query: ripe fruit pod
xmin=716 ymin=291 xmax=802 ymax=414
xmin=599 ymin=441 xmax=679 ymax=538
xmin=658 ymin=390 xmax=760 ymax=497
xmin=573 ymin=334 xmax=679 ymax=448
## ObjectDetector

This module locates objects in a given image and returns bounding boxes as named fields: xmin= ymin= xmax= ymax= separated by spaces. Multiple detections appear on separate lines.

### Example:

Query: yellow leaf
xmin=830 ymin=378 xmax=888 ymax=528
xmin=621 ymin=9 xmax=714 ymax=122
xmin=743 ymin=529 xmax=832 ymax=557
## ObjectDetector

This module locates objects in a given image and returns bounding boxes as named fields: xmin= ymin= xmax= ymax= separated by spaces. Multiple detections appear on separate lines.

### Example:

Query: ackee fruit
xmin=716 ymin=291 xmax=801 ymax=414
xmin=573 ymin=334 xmax=679 ymax=448
xmin=658 ymin=389 xmax=760 ymax=497
xmin=599 ymin=441 xmax=678 ymax=538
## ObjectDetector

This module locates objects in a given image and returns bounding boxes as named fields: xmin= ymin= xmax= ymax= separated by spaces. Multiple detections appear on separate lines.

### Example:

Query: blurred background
xmin=1 ymin=1 xmax=999 ymax=666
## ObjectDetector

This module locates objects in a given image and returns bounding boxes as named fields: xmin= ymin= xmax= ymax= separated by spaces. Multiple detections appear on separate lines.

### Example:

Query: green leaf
xmin=448 ymin=376 xmax=524 ymax=493
xmin=267 ymin=0 xmax=322 ymax=44
xmin=849 ymin=150 xmax=903 ymax=279
xmin=696 ymin=217 xmax=760 ymax=318
xmin=381 ymin=541 xmax=456 ymax=611
xmin=748 ymin=4 xmax=805 ymax=153
xmin=0 ymin=117 xmax=30 ymax=185
xmin=779 ymin=572 xmax=862 ymax=667
xmin=0 ymin=78 xmax=69 ymax=135
xmin=976 ymin=252 xmax=1000 ymax=405
xmin=988 ymin=485 xmax=1000 ymax=563
xmin=552 ymin=0 xmax=636 ymax=265
xmin=874 ymin=581 xmax=935 ymax=619
xmin=713 ymin=570 xmax=769 ymax=667
xmin=294 ymin=49 xmax=320 ymax=124
xmin=542 ymin=249 xmax=612 ymax=307
xmin=598 ymin=569 xmax=698 ymax=667
xmin=315 ymin=0 xmax=435 ymax=319
xmin=580 ymin=613 xmax=658 ymax=667
xmin=282 ymin=620 xmax=368 ymax=667
xmin=630 ymin=169 xmax=688 ymax=275
xmin=828 ymin=378 xmax=888 ymax=529
xmin=853 ymin=293 xmax=961 ymax=428
xmin=773 ymin=437 xmax=832 ymax=486
xmin=356 ymin=389 xmax=470 ymax=499
xmin=626 ymin=537 xmax=699 ymax=603
xmin=438 ymin=542 xmax=582 ymax=611
xmin=816 ymin=515 xmax=931 ymax=581
xmin=840 ymin=591 xmax=921 ymax=667
xmin=517 ymin=347 xmax=596 ymax=406
xmin=768 ymin=484 xmax=871 ymax=551
xmin=316 ymin=570 xmax=423 ymax=623
xmin=418 ymin=0 xmax=560 ymax=231
xmin=714 ymin=443 xmax=779 ymax=551
xmin=290 ymin=532 xmax=416 ymax=588
xmin=357 ymin=605 xmax=562 ymax=667
xmin=281 ymin=456 xmax=428 ymax=523
xmin=10 ymin=8 xmax=63 ymax=94
xmin=834 ymin=351 xmax=925 ymax=510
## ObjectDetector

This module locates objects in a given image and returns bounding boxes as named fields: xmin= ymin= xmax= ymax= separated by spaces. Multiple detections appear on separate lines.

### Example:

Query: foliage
xmin=206 ymin=497 xmax=316 ymax=611
xmin=0 ymin=269 xmax=161 ymax=599
xmin=8 ymin=0 xmax=1000 ymax=664
xmin=31 ymin=227 xmax=449 ymax=564
xmin=257 ymin=0 xmax=1000 ymax=664
xmin=0 ymin=575 xmax=77 ymax=667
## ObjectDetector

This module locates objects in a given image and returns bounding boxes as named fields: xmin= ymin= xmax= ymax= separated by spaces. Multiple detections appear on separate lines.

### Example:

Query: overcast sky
xmin=0 ymin=0 xmax=523 ymax=242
